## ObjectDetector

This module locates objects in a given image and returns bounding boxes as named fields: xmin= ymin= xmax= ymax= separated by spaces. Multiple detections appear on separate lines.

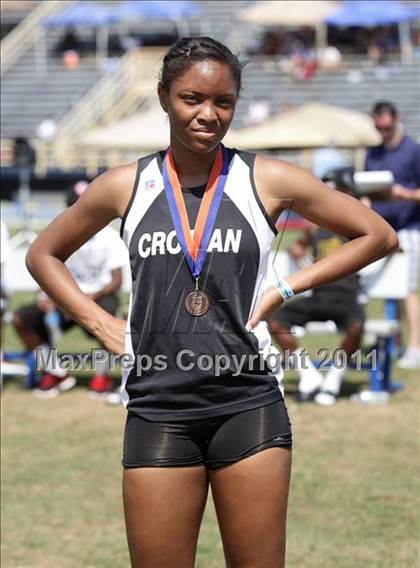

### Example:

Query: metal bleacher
xmin=1 ymin=29 xmax=103 ymax=139
xmin=0 ymin=0 xmax=245 ymax=139
xmin=1 ymin=0 xmax=419 ymax=157
xmin=197 ymin=1 xmax=420 ymax=139
xmin=232 ymin=57 xmax=420 ymax=138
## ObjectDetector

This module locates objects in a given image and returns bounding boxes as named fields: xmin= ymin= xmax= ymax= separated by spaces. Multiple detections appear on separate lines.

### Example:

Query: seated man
xmin=268 ymin=169 xmax=365 ymax=406
xmin=12 ymin=181 xmax=128 ymax=399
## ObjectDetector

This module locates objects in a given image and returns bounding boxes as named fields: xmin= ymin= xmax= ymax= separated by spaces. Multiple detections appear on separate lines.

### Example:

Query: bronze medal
xmin=185 ymin=289 xmax=209 ymax=317
xmin=163 ymin=145 xmax=228 ymax=318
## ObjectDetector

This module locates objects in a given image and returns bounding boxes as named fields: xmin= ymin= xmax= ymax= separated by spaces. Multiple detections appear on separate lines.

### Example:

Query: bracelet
xmin=273 ymin=278 xmax=295 ymax=301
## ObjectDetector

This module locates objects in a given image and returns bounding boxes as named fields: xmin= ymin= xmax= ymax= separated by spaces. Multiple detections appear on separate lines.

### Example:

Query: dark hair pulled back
xmin=159 ymin=37 xmax=244 ymax=94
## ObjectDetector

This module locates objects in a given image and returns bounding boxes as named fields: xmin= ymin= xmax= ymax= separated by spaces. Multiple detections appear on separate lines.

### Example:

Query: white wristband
xmin=273 ymin=278 xmax=294 ymax=301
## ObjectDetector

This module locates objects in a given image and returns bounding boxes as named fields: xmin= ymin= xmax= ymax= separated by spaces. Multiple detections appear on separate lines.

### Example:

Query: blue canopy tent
xmin=38 ymin=1 xmax=201 ymax=73
xmin=42 ymin=2 xmax=118 ymax=70
xmin=325 ymin=1 xmax=419 ymax=60
xmin=43 ymin=2 xmax=116 ymax=28
xmin=110 ymin=1 xmax=201 ymax=36
xmin=112 ymin=1 xmax=200 ymax=19
xmin=325 ymin=0 xmax=418 ymax=27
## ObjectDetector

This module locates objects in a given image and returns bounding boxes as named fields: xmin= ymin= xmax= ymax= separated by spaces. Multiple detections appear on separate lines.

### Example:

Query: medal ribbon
xmin=162 ymin=144 xmax=229 ymax=279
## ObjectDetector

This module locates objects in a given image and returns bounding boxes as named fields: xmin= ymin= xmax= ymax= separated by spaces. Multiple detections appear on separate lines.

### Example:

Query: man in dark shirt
xmin=365 ymin=102 xmax=420 ymax=369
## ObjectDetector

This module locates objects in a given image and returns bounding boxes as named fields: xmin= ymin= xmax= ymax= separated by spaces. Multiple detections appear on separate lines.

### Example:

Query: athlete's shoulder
xmin=255 ymin=153 xmax=299 ymax=179
xmin=254 ymin=154 xmax=321 ymax=200
xmin=230 ymin=150 xmax=299 ymax=181
xmin=87 ymin=160 xmax=140 ymax=218
xmin=96 ymin=160 xmax=139 ymax=190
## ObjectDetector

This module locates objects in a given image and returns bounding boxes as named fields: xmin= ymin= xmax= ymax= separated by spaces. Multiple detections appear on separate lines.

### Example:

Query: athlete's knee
xmin=225 ymin=544 xmax=285 ymax=568
xmin=346 ymin=319 xmax=364 ymax=337
xmin=12 ymin=312 xmax=24 ymax=332
xmin=269 ymin=318 xmax=289 ymax=333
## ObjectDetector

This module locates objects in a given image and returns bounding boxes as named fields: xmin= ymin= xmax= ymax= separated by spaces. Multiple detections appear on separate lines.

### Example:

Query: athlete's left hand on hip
xmin=246 ymin=286 xmax=284 ymax=331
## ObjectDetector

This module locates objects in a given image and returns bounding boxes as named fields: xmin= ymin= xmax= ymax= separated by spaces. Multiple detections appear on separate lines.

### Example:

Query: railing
xmin=6 ymin=140 xmax=366 ymax=180
xmin=51 ymin=47 xmax=165 ymax=171
xmin=56 ymin=47 xmax=165 ymax=139
xmin=0 ymin=0 xmax=71 ymax=77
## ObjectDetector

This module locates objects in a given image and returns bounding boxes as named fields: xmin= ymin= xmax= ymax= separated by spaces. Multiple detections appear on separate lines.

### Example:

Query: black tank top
xmin=119 ymin=148 xmax=284 ymax=420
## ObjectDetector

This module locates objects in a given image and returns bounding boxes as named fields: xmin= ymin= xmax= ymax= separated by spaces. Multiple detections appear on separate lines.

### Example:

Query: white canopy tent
xmin=81 ymin=104 xmax=170 ymax=151
xmin=226 ymin=103 xmax=381 ymax=149
xmin=241 ymin=0 xmax=339 ymax=26
xmin=79 ymin=103 xmax=380 ymax=174
xmin=239 ymin=1 xmax=339 ymax=51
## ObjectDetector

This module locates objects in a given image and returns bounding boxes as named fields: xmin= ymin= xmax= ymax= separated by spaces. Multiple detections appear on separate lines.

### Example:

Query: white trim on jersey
xmin=224 ymin=153 xmax=274 ymax=321
xmin=121 ymin=292 xmax=134 ymax=407
xmin=122 ymin=159 xmax=164 ymax=247
xmin=223 ymin=153 xmax=284 ymax=392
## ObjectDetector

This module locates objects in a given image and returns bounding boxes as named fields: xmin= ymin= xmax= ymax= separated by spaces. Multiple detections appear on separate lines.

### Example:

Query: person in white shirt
xmin=12 ymin=181 xmax=128 ymax=398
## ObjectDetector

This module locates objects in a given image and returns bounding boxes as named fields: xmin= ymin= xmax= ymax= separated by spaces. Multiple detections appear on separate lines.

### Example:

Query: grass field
xmin=2 ymin=293 xmax=420 ymax=568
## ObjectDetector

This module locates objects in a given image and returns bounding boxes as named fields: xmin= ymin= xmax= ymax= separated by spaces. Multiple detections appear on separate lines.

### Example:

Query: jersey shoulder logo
xmin=144 ymin=179 xmax=156 ymax=191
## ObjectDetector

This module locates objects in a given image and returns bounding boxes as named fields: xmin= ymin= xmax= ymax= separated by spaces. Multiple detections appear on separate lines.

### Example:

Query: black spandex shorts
xmin=122 ymin=398 xmax=292 ymax=470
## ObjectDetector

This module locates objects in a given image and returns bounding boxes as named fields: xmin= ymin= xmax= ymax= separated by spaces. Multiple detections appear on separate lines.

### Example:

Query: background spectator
xmin=55 ymin=28 xmax=81 ymax=56
xmin=13 ymin=137 xmax=36 ymax=171
xmin=269 ymin=171 xmax=365 ymax=405
xmin=365 ymin=101 xmax=420 ymax=369
xmin=12 ymin=181 xmax=128 ymax=398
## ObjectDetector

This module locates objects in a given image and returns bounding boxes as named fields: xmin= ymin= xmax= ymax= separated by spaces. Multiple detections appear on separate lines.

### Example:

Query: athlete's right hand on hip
xmin=246 ymin=285 xmax=284 ymax=331
xmin=95 ymin=314 xmax=127 ymax=355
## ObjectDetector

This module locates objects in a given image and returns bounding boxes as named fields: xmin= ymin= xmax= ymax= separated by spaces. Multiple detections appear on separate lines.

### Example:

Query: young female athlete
xmin=26 ymin=37 xmax=398 ymax=568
